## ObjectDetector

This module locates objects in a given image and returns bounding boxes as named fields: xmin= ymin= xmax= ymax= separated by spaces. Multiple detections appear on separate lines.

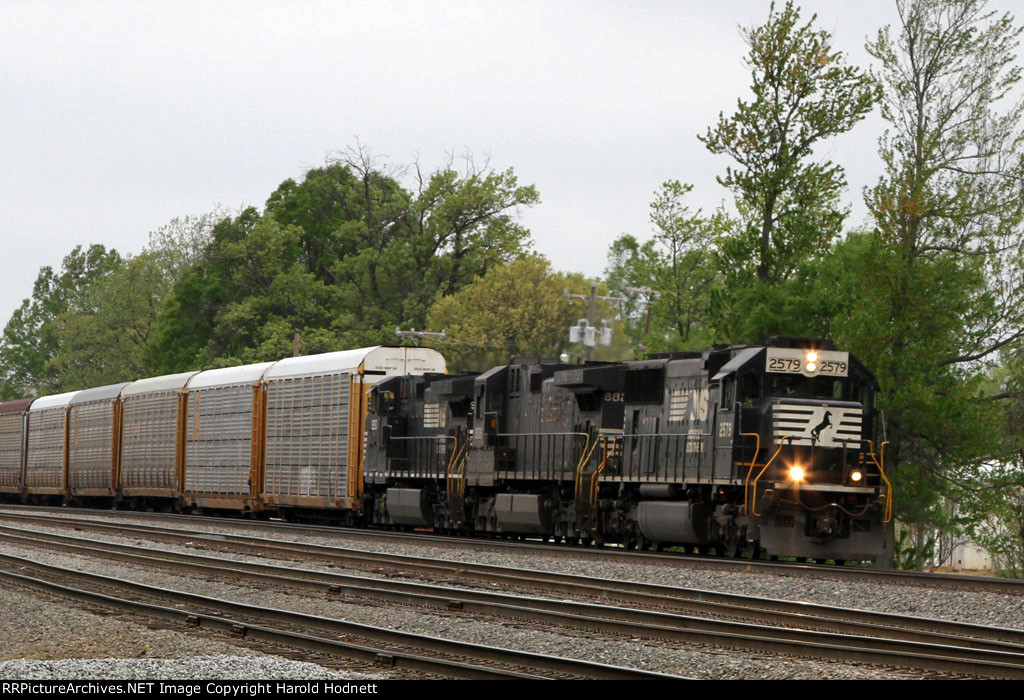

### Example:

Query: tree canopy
xmin=147 ymin=150 xmax=539 ymax=372
xmin=700 ymin=0 xmax=880 ymax=342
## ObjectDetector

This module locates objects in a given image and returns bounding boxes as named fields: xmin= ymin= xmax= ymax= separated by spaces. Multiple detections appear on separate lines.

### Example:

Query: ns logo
xmin=811 ymin=411 xmax=833 ymax=441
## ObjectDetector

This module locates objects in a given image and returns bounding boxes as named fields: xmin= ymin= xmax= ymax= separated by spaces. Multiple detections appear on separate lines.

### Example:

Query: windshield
xmin=769 ymin=374 xmax=845 ymax=400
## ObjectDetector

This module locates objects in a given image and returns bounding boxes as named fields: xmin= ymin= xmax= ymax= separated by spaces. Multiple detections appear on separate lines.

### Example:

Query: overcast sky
xmin=0 ymin=1 xmax=1014 ymax=329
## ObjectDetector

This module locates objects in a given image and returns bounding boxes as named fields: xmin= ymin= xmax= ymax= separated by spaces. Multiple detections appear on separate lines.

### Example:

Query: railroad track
xmin=2 ymin=504 xmax=1019 ymax=596
xmin=0 ymin=549 xmax=676 ymax=680
xmin=2 ymin=515 xmax=1023 ymax=678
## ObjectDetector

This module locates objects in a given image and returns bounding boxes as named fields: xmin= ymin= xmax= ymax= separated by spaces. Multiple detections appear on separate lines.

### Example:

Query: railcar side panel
xmin=121 ymin=390 xmax=181 ymax=494
xmin=0 ymin=400 xmax=31 ymax=494
xmin=68 ymin=401 xmax=118 ymax=495
xmin=262 ymin=372 xmax=350 ymax=506
xmin=185 ymin=384 xmax=256 ymax=497
xmin=25 ymin=408 xmax=68 ymax=494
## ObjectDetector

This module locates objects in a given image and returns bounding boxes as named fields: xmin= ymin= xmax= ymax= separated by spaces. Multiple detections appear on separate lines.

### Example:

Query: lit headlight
xmin=789 ymin=465 xmax=805 ymax=482
xmin=805 ymin=351 xmax=818 ymax=373
xmin=850 ymin=470 xmax=863 ymax=483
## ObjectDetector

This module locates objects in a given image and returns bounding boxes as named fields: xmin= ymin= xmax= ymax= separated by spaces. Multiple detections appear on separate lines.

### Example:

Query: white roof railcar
xmin=261 ymin=346 xmax=447 ymax=511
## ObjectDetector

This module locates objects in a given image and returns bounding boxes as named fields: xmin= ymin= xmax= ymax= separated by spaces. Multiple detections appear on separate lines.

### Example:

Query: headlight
xmin=788 ymin=465 xmax=805 ymax=482
xmin=805 ymin=351 xmax=818 ymax=373
xmin=850 ymin=470 xmax=863 ymax=483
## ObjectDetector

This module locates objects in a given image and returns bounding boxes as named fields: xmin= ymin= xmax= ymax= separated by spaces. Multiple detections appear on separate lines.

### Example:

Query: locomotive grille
xmin=772 ymin=403 xmax=862 ymax=448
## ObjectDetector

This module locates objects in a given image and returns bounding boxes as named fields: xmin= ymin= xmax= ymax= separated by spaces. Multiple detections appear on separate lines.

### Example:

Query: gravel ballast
xmin=0 ymin=655 xmax=379 ymax=680
xmin=0 ymin=508 xmax=1018 ymax=679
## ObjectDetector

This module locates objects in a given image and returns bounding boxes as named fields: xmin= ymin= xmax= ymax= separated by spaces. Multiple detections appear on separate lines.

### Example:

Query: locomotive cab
xmin=722 ymin=337 xmax=887 ymax=561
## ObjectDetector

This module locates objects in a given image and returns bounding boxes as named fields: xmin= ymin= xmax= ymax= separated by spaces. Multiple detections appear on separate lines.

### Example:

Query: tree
xmin=850 ymin=0 xmax=1024 ymax=566
xmin=427 ymin=256 xmax=626 ymax=371
xmin=700 ymin=0 xmax=880 ymax=342
xmin=606 ymin=181 xmax=720 ymax=354
xmin=0 ymin=244 xmax=123 ymax=397
xmin=954 ymin=352 xmax=1024 ymax=577
xmin=143 ymin=208 xmax=224 ymax=285
xmin=48 ymin=252 xmax=170 ymax=389
xmin=148 ymin=147 xmax=539 ymax=372
xmin=147 ymin=209 xmax=344 ymax=370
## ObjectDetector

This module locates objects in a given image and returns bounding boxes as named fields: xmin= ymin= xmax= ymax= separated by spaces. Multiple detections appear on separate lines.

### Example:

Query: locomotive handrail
xmin=445 ymin=438 xmax=469 ymax=502
xmin=496 ymin=431 xmax=590 ymax=483
xmin=387 ymin=434 xmax=457 ymax=475
xmin=749 ymin=436 xmax=792 ymax=517
xmin=588 ymin=436 xmax=613 ymax=507
xmin=388 ymin=435 xmax=456 ymax=442
xmin=587 ymin=432 xmax=711 ymax=484
xmin=574 ymin=435 xmax=601 ymax=501
xmin=738 ymin=432 xmax=761 ymax=516
xmin=455 ymin=444 xmax=469 ymax=499
xmin=865 ymin=440 xmax=893 ymax=523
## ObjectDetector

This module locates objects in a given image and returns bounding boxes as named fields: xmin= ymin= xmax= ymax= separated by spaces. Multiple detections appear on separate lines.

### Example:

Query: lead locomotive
xmin=364 ymin=337 xmax=888 ymax=562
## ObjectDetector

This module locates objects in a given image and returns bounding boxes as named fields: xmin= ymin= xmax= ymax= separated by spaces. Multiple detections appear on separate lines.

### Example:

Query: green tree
xmin=0 ymin=244 xmax=123 ymax=397
xmin=143 ymin=209 xmax=223 ymax=284
xmin=267 ymin=149 xmax=537 ymax=332
xmin=427 ymin=256 xmax=626 ymax=371
xmin=148 ymin=210 xmax=343 ymax=370
xmin=149 ymin=148 xmax=539 ymax=372
xmin=959 ymin=359 xmax=1024 ymax=577
xmin=700 ymin=0 xmax=879 ymax=342
xmin=606 ymin=181 xmax=720 ymax=354
xmin=846 ymin=0 xmax=1024 ymax=567
xmin=48 ymin=252 xmax=170 ymax=389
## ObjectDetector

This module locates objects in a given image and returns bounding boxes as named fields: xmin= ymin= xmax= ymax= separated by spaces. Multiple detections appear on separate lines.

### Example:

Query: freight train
xmin=0 ymin=338 xmax=890 ymax=562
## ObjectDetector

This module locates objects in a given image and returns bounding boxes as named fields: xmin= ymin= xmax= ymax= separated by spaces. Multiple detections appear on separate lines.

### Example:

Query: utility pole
xmin=622 ymin=286 xmax=660 ymax=350
xmin=564 ymin=284 xmax=626 ymax=361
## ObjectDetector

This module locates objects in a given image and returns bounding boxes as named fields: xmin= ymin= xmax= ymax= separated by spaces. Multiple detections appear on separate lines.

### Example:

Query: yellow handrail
xmin=588 ymin=436 xmax=612 ymax=507
xmin=865 ymin=440 xmax=893 ymax=523
xmin=749 ymin=437 xmax=791 ymax=517
xmin=739 ymin=432 xmax=762 ymax=516
xmin=457 ymin=447 xmax=468 ymax=498
xmin=572 ymin=433 xmax=598 ymax=501
xmin=446 ymin=433 xmax=462 ymax=499
xmin=445 ymin=437 xmax=467 ymax=501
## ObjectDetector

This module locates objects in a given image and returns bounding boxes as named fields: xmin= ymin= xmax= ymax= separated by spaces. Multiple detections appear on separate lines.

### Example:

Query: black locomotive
xmin=364 ymin=337 xmax=889 ymax=562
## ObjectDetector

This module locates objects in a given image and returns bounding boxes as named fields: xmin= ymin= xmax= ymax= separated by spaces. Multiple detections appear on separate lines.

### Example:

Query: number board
xmin=765 ymin=348 xmax=849 ymax=377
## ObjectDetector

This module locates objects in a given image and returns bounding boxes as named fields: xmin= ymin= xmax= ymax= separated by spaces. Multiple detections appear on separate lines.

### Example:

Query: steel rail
xmin=3 ymin=504 xmax=1019 ymax=596
xmin=0 ymin=550 xmax=678 ymax=681
xmin=4 ymin=517 xmax=1024 ymax=665
xmin=2 ymin=524 xmax=1024 ymax=678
